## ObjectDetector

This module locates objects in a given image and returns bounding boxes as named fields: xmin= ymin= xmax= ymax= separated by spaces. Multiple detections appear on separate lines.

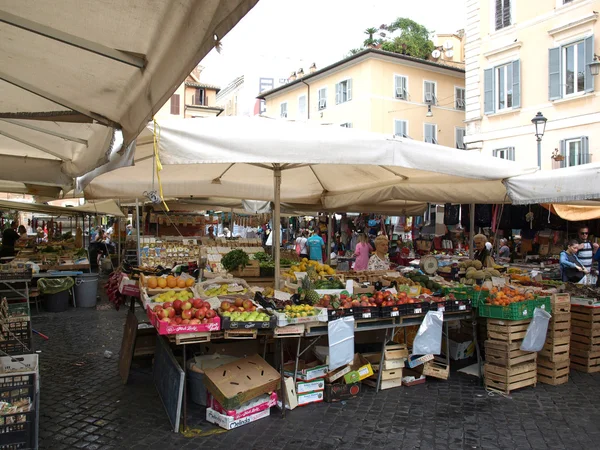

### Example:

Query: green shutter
xmin=484 ymin=68 xmax=494 ymax=114
xmin=508 ymin=147 xmax=515 ymax=161
xmin=549 ymin=47 xmax=561 ymax=100
xmin=585 ymin=35 xmax=595 ymax=93
xmin=559 ymin=139 xmax=566 ymax=168
xmin=512 ymin=60 xmax=521 ymax=108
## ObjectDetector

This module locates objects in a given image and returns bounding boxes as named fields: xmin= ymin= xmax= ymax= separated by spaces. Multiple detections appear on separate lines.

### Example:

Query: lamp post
xmin=589 ymin=54 xmax=600 ymax=77
xmin=531 ymin=112 xmax=547 ymax=169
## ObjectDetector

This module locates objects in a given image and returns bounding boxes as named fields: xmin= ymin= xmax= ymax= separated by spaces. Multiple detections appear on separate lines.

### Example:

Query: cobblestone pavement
xmin=32 ymin=294 xmax=600 ymax=450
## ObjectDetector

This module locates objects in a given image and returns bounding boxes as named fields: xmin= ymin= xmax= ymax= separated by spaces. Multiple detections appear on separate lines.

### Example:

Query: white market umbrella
xmin=82 ymin=116 xmax=538 ymax=286
xmin=0 ymin=0 xmax=258 ymax=192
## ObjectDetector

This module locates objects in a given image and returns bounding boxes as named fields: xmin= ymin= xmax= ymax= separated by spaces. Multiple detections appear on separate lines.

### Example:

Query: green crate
xmin=472 ymin=290 xmax=490 ymax=308
xmin=478 ymin=300 xmax=533 ymax=320
xmin=532 ymin=297 xmax=551 ymax=312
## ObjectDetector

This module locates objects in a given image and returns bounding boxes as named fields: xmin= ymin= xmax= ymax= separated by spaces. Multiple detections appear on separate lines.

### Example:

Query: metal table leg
xmin=279 ymin=338 xmax=286 ymax=418
xmin=471 ymin=310 xmax=483 ymax=382
xmin=182 ymin=343 xmax=187 ymax=431
xmin=376 ymin=327 xmax=391 ymax=392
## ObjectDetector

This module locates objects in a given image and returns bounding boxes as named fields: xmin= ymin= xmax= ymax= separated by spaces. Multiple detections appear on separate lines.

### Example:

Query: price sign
xmin=391 ymin=311 xmax=399 ymax=317
xmin=492 ymin=277 xmax=506 ymax=287
xmin=414 ymin=308 xmax=422 ymax=314
xmin=459 ymin=305 xmax=466 ymax=311
xmin=362 ymin=313 xmax=371 ymax=319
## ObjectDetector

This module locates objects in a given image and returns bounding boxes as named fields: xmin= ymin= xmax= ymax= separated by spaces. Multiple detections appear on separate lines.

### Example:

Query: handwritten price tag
xmin=459 ymin=305 xmax=466 ymax=310
xmin=391 ymin=311 xmax=399 ymax=317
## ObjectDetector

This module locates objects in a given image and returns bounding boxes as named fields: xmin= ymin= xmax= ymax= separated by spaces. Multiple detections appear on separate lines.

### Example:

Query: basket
xmin=0 ymin=373 xmax=37 ymax=449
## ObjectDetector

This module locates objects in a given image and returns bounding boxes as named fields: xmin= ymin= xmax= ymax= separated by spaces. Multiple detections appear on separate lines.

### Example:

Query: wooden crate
xmin=422 ymin=358 xmax=449 ymax=380
xmin=537 ymin=356 xmax=569 ymax=386
xmin=484 ymin=361 xmax=537 ymax=394
xmin=570 ymin=354 xmax=600 ymax=373
xmin=538 ymin=336 xmax=570 ymax=362
xmin=570 ymin=305 xmax=600 ymax=330
xmin=487 ymin=319 xmax=530 ymax=343
xmin=363 ymin=377 xmax=402 ymax=390
xmin=224 ymin=329 xmax=258 ymax=340
xmin=385 ymin=343 xmax=409 ymax=360
xmin=570 ymin=328 xmax=600 ymax=348
xmin=372 ymin=367 xmax=403 ymax=381
xmin=171 ymin=332 xmax=211 ymax=345
xmin=547 ymin=312 xmax=571 ymax=338
xmin=229 ymin=260 xmax=260 ymax=277
xmin=484 ymin=340 xmax=536 ymax=367
xmin=551 ymin=293 xmax=570 ymax=313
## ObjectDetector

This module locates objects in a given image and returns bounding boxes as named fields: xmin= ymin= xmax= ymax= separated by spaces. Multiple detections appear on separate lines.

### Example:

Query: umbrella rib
xmin=380 ymin=166 xmax=409 ymax=180
xmin=248 ymin=163 xmax=273 ymax=170
xmin=309 ymin=165 xmax=327 ymax=192
xmin=0 ymin=129 xmax=70 ymax=161
xmin=212 ymin=163 xmax=235 ymax=183
xmin=0 ymin=119 xmax=88 ymax=145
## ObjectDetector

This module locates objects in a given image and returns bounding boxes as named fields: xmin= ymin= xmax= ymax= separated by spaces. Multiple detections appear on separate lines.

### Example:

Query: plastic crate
xmin=471 ymin=289 xmax=490 ymax=308
xmin=352 ymin=306 xmax=380 ymax=320
xmin=380 ymin=305 xmax=403 ymax=318
xmin=0 ymin=320 xmax=32 ymax=355
xmin=0 ymin=269 xmax=32 ymax=282
xmin=0 ymin=373 xmax=36 ymax=450
xmin=429 ymin=299 xmax=472 ymax=313
xmin=478 ymin=300 xmax=537 ymax=320
xmin=402 ymin=302 xmax=429 ymax=316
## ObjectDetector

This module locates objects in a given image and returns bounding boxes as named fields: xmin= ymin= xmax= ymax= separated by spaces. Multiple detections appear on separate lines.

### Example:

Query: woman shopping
xmin=352 ymin=233 xmax=372 ymax=271
xmin=560 ymin=239 xmax=588 ymax=283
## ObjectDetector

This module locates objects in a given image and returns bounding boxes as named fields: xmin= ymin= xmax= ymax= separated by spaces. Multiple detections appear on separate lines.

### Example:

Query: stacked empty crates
xmin=537 ymin=294 xmax=570 ymax=385
xmin=570 ymin=299 xmax=600 ymax=373
xmin=484 ymin=319 xmax=537 ymax=393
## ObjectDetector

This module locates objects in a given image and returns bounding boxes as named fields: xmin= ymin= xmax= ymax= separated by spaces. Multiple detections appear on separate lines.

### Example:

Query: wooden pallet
xmin=537 ymin=357 xmax=569 ymax=386
xmin=223 ymin=329 xmax=258 ymax=340
xmin=484 ymin=340 xmax=536 ymax=367
xmin=538 ymin=337 xmax=570 ymax=362
xmin=363 ymin=377 xmax=402 ymax=390
xmin=171 ymin=332 xmax=211 ymax=345
xmin=570 ymin=354 xmax=600 ymax=373
xmin=551 ymin=293 xmax=571 ymax=313
xmin=484 ymin=361 xmax=537 ymax=394
xmin=274 ymin=324 xmax=306 ymax=338
xmin=487 ymin=319 xmax=530 ymax=343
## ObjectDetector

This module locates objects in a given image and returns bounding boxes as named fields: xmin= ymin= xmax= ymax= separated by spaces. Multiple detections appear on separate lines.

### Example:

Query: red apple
xmin=159 ymin=317 xmax=171 ymax=323
xmin=153 ymin=305 xmax=163 ymax=313
xmin=173 ymin=300 xmax=182 ymax=312
xmin=174 ymin=317 xmax=182 ymax=324
xmin=181 ymin=309 xmax=193 ymax=320
xmin=181 ymin=319 xmax=190 ymax=324
xmin=192 ymin=299 xmax=203 ymax=309
xmin=181 ymin=301 xmax=192 ymax=311
xmin=195 ymin=309 xmax=205 ymax=320
xmin=201 ymin=318 xmax=209 ymax=324
xmin=221 ymin=301 xmax=231 ymax=311
xmin=164 ymin=307 xmax=176 ymax=318
xmin=242 ymin=299 xmax=253 ymax=310
xmin=234 ymin=298 xmax=243 ymax=307
xmin=163 ymin=302 xmax=172 ymax=309
xmin=203 ymin=301 xmax=211 ymax=309
xmin=206 ymin=309 xmax=216 ymax=319
xmin=190 ymin=319 xmax=200 ymax=325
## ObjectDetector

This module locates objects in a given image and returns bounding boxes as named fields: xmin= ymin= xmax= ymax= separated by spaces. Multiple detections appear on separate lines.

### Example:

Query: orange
xmin=177 ymin=278 xmax=186 ymax=288
xmin=157 ymin=277 xmax=167 ymax=288
xmin=147 ymin=277 xmax=158 ymax=289
xmin=166 ymin=276 xmax=177 ymax=288
xmin=185 ymin=278 xmax=194 ymax=287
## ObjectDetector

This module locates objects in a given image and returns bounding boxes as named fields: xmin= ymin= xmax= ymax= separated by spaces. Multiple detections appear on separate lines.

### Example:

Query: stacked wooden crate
xmin=537 ymin=294 xmax=570 ymax=385
xmin=484 ymin=319 xmax=537 ymax=393
xmin=570 ymin=301 xmax=600 ymax=373
xmin=363 ymin=344 xmax=408 ymax=390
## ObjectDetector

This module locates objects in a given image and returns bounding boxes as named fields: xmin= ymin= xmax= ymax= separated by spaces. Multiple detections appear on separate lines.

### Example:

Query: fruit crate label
xmin=459 ymin=305 xmax=466 ymax=311
xmin=414 ymin=308 xmax=422 ymax=314
xmin=362 ymin=313 xmax=371 ymax=319
xmin=391 ymin=311 xmax=399 ymax=317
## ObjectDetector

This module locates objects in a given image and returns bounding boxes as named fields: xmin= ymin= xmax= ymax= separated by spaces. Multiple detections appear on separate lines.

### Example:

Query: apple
xmin=220 ymin=301 xmax=231 ymax=311
xmin=181 ymin=319 xmax=190 ymax=324
xmin=234 ymin=298 xmax=244 ymax=307
xmin=153 ymin=305 xmax=163 ymax=313
xmin=174 ymin=317 xmax=183 ymax=324
xmin=190 ymin=319 xmax=200 ymax=325
xmin=203 ymin=301 xmax=211 ymax=309
xmin=206 ymin=309 xmax=216 ymax=319
xmin=173 ymin=299 xmax=182 ymax=312
xmin=192 ymin=299 xmax=203 ymax=309
xmin=195 ymin=309 xmax=205 ymax=320
xmin=181 ymin=309 xmax=193 ymax=320
xmin=198 ymin=306 xmax=208 ymax=316
xmin=163 ymin=302 xmax=172 ymax=309
xmin=164 ymin=307 xmax=176 ymax=318
xmin=181 ymin=301 xmax=192 ymax=311
xmin=201 ymin=318 xmax=209 ymax=324
xmin=159 ymin=317 xmax=171 ymax=323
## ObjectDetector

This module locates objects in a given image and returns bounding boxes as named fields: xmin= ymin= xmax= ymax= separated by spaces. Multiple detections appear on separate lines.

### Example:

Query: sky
xmin=200 ymin=0 xmax=466 ymax=87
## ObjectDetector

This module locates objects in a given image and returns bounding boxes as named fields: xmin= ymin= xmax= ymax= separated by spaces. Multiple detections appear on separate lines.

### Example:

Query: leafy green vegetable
xmin=222 ymin=249 xmax=250 ymax=272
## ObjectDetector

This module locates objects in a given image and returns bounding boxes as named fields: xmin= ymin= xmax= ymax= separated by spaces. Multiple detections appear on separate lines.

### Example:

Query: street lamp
xmin=531 ymin=112 xmax=547 ymax=168
xmin=589 ymin=54 xmax=600 ymax=77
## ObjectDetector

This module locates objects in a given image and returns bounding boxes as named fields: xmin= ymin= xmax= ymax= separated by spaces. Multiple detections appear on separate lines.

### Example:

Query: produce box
xmin=207 ymin=392 xmax=277 ymax=420
xmin=324 ymin=382 xmax=361 ymax=402
xmin=0 ymin=353 xmax=38 ymax=375
xmin=352 ymin=305 xmax=380 ymax=320
xmin=296 ymin=378 xmax=325 ymax=394
xmin=203 ymin=355 xmax=280 ymax=410
xmin=271 ymin=306 xmax=328 ymax=327
xmin=146 ymin=306 xmax=221 ymax=334
xmin=343 ymin=354 xmax=374 ymax=382
xmin=325 ymin=364 xmax=353 ymax=384
xmin=219 ymin=311 xmax=276 ymax=330
xmin=407 ymin=353 xmax=434 ymax=368
xmin=284 ymin=360 xmax=329 ymax=381
xmin=206 ymin=406 xmax=270 ymax=430
xmin=119 ymin=273 xmax=140 ymax=297
xmin=478 ymin=297 xmax=550 ymax=321
xmin=297 ymin=390 xmax=324 ymax=406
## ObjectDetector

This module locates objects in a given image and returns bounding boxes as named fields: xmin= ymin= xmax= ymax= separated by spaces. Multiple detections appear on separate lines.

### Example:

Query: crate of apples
xmin=148 ymin=298 xmax=220 ymax=334
xmin=219 ymin=298 xmax=275 ymax=329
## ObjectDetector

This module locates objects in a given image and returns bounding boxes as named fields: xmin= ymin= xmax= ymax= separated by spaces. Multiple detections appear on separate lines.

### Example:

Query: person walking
xmin=296 ymin=231 xmax=309 ymax=260
xmin=0 ymin=222 xmax=20 ymax=258
xmin=306 ymin=231 xmax=325 ymax=264
xmin=353 ymin=233 xmax=372 ymax=271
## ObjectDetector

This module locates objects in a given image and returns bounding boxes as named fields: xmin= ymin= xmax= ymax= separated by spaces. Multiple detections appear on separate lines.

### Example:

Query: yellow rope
xmin=153 ymin=119 xmax=169 ymax=211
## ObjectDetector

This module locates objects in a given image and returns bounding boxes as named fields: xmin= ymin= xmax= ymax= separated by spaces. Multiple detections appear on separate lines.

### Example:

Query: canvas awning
xmin=0 ymin=199 xmax=123 ymax=217
xmin=0 ymin=0 xmax=258 ymax=190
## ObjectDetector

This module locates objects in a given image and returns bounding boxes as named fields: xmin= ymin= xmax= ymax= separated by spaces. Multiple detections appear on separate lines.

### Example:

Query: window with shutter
xmin=455 ymin=87 xmax=465 ymax=110
xmin=563 ymin=137 xmax=591 ymax=166
xmin=394 ymin=120 xmax=408 ymax=138
xmin=194 ymin=88 xmax=205 ymax=105
xmin=455 ymin=128 xmax=466 ymax=149
xmin=318 ymin=87 xmax=327 ymax=110
xmin=424 ymin=123 xmax=437 ymax=144
xmin=484 ymin=60 xmax=520 ymax=114
xmin=395 ymin=75 xmax=408 ymax=100
xmin=336 ymin=80 xmax=352 ymax=104
xmin=549 ymin=36 xmax=594 ymax=100
xmin=424 ymin=81 xmax=437 ymax=105
xmin=492 ymin=147 xmax=515 ymax=161
xmin=495 ymin=0 xmax=511 ymax=31
xmin=484 ymin=68 xmax=494 ymax=114
xmin=170 ymin=94 xmax=180 ymax=115
xmin=280 ymin=102 xmax=288 ymax=118
xmin=298 ymin=95 xmax=307 ymax=118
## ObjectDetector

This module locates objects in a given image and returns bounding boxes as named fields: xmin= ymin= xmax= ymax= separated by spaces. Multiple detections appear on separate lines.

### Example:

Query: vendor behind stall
xmin=368 ymin=234 xmax=390 ymax=271
xmin=0 ymin=222 xmax=20 ymax=258
xmin=474 ymin=234 xmax=495 ymax=268
xmin=561 ymin=239 xmax=588 ymax=283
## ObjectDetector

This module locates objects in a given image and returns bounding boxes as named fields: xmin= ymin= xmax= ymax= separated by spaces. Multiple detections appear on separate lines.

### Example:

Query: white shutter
xmin=559 ymin=140 xmax=566 ymax=168
xmin=508 ymin=147 xmax=515 ymax=161
xmin=347 ymin=79 xmax=352 ymax=101
xmin=335 ymin=83 xmax=340 ymax=104
xmin=581 ymin=136 xmax=590 ymax=164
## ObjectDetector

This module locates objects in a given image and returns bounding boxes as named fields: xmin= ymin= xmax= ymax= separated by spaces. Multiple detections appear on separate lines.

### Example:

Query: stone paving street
xmin=32 ymin=290 xmax=600 ymax=450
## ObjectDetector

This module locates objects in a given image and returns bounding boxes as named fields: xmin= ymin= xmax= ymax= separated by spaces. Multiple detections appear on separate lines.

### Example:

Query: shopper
xmin=367 ymin=234 xmax=391 ymax=271
xmin=473 ymin=234 xmax=495 ymax=268
xmin=498 ymin=238 xmax=510 ymax=260
xmin=307 ymin=231 xmax=325 ymax=264
xmin=0 ymin=222 xmax=20 ymax=258
xmin=560 ymin=239 xmax=588 ymax=283
xmin=296 ymin=231 xmax=309 ymax=259
xmin=207 ymin=226 xmax=216 ymax=240
xmin=353 ymin=234 xmax=372 ymax=271
xmin=17 ymin=225 xmax=28 ymax=239
xmin=576 ymin=226 xmax=598 ymax=273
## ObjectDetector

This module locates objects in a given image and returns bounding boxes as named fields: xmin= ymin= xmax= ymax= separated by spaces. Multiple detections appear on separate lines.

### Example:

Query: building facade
xmin=257 ymin=49 xmax=466 ymax=149
xmin=465 ymin=0 xmax=600 ymax=170
xmin=154 ymin=66 xmax=222 ymax=120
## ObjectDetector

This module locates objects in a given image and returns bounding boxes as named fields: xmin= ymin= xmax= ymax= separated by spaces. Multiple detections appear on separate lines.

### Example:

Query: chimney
xmin=309 ymin=63 xmax=316 ymax=74
xmin=289 ymin=71 xmax=297 ymax=82
xmin=192 ymin=64 xmax=203 ymax=80
xmin=297 ymin=68 xmax=305 ymax=78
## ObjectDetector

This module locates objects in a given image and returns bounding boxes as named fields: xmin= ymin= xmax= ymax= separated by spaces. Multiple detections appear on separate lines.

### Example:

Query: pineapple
xmin=307 ymin=266 xmax=319 ymax=283
xmin=301 ymin=276 xmax=320 ymax=305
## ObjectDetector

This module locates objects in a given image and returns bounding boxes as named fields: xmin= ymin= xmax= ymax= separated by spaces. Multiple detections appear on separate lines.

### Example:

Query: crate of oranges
xmin=143 ymin=274 xmax=196 ymax=295
xmin=479 ymin=287 xmax=538 ymax=320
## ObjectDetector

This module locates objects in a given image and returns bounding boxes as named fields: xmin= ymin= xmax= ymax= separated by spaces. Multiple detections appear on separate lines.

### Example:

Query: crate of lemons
xmin=284 ymin=304 xmax=319 ymax=319
xmin=285 ymin=258 xmax=336 ymax=280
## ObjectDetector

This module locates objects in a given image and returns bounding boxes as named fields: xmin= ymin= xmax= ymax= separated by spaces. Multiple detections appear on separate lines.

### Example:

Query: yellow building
xmin=155 ymin=66 xmax=222 ymax=120
xmin=258 ymin=49 xmax=466 ymax=149
xmin=465 ymin=0 xmax=600 ymax=169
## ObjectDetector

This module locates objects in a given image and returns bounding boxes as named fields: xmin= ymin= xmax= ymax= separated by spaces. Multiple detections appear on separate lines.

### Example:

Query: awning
xmin=0 ymin=199 xmax=124 ymax=217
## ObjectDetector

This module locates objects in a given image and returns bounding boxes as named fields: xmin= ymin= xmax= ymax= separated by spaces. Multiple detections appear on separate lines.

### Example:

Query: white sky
xmin=200 ymin=0 xmax=466 ymax=86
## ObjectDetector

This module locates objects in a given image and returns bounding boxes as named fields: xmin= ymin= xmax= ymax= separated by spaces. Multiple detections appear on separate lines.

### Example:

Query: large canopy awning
xmin=0 ymin=199 xmax=123 ymax=217
xmin=0 ymin=0 xmax=258 ymax=191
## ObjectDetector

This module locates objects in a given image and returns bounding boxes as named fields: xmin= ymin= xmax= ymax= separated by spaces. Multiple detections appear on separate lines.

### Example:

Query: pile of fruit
xmin=201 ymin=283 xmax=248 ymax=297
xmin=152 ymin=289 xmax=194 ymax=304
xmin=285 ymin=258 xmax=336 ymax=280
xmin=145 ymin=275 xmax=195 ymax=289
xmin=284 ymin=304 xmax=319 ymax=319
xmin=219 ymin=299 xmax=270 ymax=322
xmin=316 ymin=291 xmax=427 ymax=310
xmin=485 ymin=287 xmax=535 ymax=306
xmin=152 ymin=298 xmax=217 ymax=325
xmin=405 ymin=271 xmax=442 ymax=291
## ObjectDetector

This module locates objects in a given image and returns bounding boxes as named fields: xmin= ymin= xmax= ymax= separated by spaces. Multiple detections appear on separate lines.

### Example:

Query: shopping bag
xmin=520 ymin=307 xmax=551 ymax=352
xmin=328 ymin=316 xmax=355 ymax=371
xmin=412 ymin=311 xmax=443 ymax=355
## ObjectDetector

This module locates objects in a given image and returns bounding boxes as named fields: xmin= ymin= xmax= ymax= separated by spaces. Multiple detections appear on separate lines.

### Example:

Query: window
xmin=456 ymin=128 xmax=466 ymax=149
xmin=298 ymin=95 xmax=307 ymax=118
xmin=335 ymin=79 xmax=352 ymax=104
xmin=424 ymin=81 xmax=437 ymax=105
xmin=559 ymin=137 xmax=590 ymax=167
xmin=193 ymin=88 xmax=205 ymax=106
xmin=394 ymin=75 xmax=408 ymax=100
xmin=280 ymin=102 xmax=288 ymax=118
xmin=424 ymin=123 xmax=437 ymax=144
xmin=318 ymin=87 xmax=327 ymax=110
xmin=455 ymin=87 xmax=465 ymax=110
xmin=483 ymin=60 xmax=521 ymax=114
xmin=394 ymin=120 xmax=408 ymax=138
xmin=340 ymin=123 xmax=353 ymax=128
xmin=549 ymin=36 xmax=594 ymax=100
xmin=493 ymin=147 xmax=515 ymax=161
xmin=495 ymin=0 xmax=511 ymax=31
xmin=563 ymin=0 xmax=573 ymax=3
xmin=170 ymin=94 xmax=180 ymax=115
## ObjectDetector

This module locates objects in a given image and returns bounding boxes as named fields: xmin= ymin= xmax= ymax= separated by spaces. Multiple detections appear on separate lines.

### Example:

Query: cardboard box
xmin=296 ymin=378 xmax=325 ymax=394
xmin=443 ymin=334 xmax=474 ymax=361
xmin=407 ymin=354 xmax=434 ymax=368
xmin=297 ymin=390 xmax=324 ymax=406
xmin=277 ymin=376 xmax=298 ymax=410
xmin=206 ymin=406 xmax=270 ymax=430
xmin=284 ymin=360 xmax=329 ymax=381
xmin=203 ymin=354 xmax=280 ymax=410
xmin=324 ymin=382 xmax=361 ymax=402
xmin=325 ymin=365 xmax=352 ymax=383
xmin=344 ymin=371 xmax=360 ymax=384
xmin=207 ymin=392 xmax=277 ymax=420
xmin=343 ymin=354 xmax=374 ymax=383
